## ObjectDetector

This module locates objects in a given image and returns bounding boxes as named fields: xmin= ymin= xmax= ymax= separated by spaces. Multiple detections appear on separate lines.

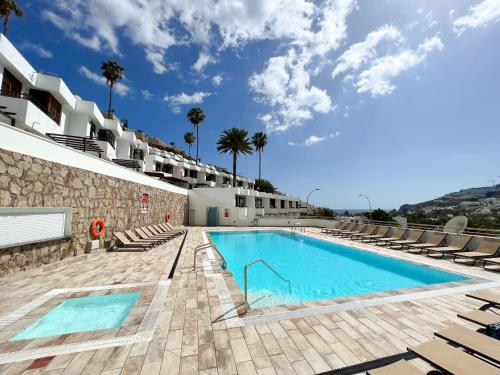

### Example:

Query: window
xmin=295 ymin=202 xmax=299 ymax=208
xmin=236 ymin=195 xmax=246 ymax=207
xmin=97 ymin=129 xmax=116 ymax=149
xmin=270 ymin=199 xmax=276 ymax=208
xmin=289 ymin=201 xmax=293 ymax=208
xmin=155 ymin=162 xmax=162 ymax=171
xmin=255 ymin=197 xmax=263 ymax=208
xmin=281 ymin=200 xmax=285 ymax=209
xmin=238 ymin=180 xmax=243 ymax=187
xmin=206 ymin=174 xmax=216 ymax=182
xmin=133 ymin=149 xmax=144 ymax=160
xmin=29 ymin=89 xmax=62 ymax=125
xmin=189 ymin=170 xmax=198 ymax=178
xmin=184 ymin=168 xmax=189 ymax=177
xmin=223 ymin=177 xmax=231 ymax=184
xmin=1 ymin=69 xmax=22 ymax=98
xmin=89 ymin=121 xmax=97 ymax=139
xmin=162 ymin=164 xmax=173 ymax=174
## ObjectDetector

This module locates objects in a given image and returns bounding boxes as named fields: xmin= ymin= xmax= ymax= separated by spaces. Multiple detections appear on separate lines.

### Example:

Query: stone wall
xmin=0 ymin=148 xmax=188 ymax=277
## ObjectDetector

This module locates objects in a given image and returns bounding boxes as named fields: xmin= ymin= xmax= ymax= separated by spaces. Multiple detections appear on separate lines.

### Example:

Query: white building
xmin=189 ymin=187 xmax=306 ymax=226
xmin=0 ymin=34 xmax=138 ymax=164
xmin=0 ymin=35 xmax=306 ymax=222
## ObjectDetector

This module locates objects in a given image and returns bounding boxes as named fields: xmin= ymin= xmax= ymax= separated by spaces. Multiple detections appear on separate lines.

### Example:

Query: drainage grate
xmin=168 ymin=230 xmax=188 ymax=279
xmin=317 ymin=352 xmax=417 ymax=375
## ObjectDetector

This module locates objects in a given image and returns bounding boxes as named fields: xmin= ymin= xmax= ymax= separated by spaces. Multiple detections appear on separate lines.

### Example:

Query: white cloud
xmin=43 ymin=0 xmax=319 ymax=74
xmin=249 ymin=0 xmax=356 ymax=133
xmin=453 ymin=0 xmax=500 ymax=35
xmin=250 ymin=49 xmax=334 ymax=133
xmin=212 ymin=74 xmax=224 ymax=87
xmin=164 ymin=92 xmax=212 ymax=113
xmin=19 ymin=42 xmax=53 ymax=58
xmin=78 ymin=66 xmax=131 ymax=96
xmin=354 ymin=36 xmax=443 ymax=97
xmin=141 ymin=90 xmax=154 ymax=100
xmin=332 ymin=25 xmax=402 ymax=78
xmin=192 ymin=52 xmax=216 ymax=72
xmin=288 ymin=131 xmax=340 ymax=146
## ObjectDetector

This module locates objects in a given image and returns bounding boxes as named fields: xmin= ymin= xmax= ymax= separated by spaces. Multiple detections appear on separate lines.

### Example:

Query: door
xmin=207 ymin=207 xmax=219 ymax=226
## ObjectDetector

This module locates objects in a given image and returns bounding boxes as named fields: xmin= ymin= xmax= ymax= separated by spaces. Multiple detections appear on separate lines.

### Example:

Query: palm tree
xmin=101 ymin=60 xmax=124 ymax=118
xmin=186 ymin=107 xmax=205 ymax=164
xmin=183 ymin=132 xmax=196 ymax=158
xmin=251 ymin=132 xmax=268 ymax=180
xmin=0 ymin=0 xmax=23 ymax=36
xmin=217 ymin=128 xmax=253 ymax=187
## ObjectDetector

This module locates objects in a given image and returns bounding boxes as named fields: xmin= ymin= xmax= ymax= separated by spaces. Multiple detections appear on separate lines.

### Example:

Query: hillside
xmin=399 ymin=185 xmax=500 ymax=218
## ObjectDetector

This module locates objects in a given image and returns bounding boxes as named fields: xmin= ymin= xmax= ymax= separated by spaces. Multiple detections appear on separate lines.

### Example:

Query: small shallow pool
xmin=209 ymin=230 xmax=467 ymax=308
xmin=12 ymin=292 xmax=140 ymax=341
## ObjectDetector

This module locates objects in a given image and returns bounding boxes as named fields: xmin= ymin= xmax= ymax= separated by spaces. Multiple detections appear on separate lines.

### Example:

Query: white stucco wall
xmin=0 ymin=35 xmax=37 ymax=86
xmin=0 ymin=96 xmax=64 ymax=136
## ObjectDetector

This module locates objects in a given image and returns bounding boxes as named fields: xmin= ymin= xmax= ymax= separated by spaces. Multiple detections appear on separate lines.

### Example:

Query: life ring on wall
xmin=166 ymin=213 xmax=171 ymax=223
xmin=90 ymin=218 xmax=106 ymax=238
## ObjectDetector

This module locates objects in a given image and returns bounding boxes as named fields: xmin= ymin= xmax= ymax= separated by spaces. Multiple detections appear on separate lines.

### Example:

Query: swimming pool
xmin=208 ymin=230 xmax=467 ymax=308
xmin=11 ymin=292 xmax=140 ymax=341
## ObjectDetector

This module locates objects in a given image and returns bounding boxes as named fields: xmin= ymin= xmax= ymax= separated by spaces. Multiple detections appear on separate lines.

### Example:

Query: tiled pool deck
xmin=1 ymin=227 xmax=500 ymax=374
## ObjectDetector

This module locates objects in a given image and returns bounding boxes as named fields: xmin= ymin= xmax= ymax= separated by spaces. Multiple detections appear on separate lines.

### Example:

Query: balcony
xmin=112 ymin=158 xmax=145 ymax=172
xmin=0 ymin=93 xmax=61 ymax=135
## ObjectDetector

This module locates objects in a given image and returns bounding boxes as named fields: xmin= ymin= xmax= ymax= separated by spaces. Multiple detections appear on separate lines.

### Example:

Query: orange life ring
xmin=166 ymin=213 xmax=171 ymax=223
xmin=90 ymin=218 xmax=106 ymax=238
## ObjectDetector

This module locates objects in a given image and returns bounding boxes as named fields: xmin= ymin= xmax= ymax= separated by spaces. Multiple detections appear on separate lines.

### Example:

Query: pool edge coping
xmin=201 ymin=227 xmax=500 ymax=325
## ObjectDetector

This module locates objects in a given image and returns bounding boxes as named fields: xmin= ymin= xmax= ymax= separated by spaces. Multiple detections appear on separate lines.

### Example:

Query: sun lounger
xmin=156 ymin=224 xmax=184 ymax=236
xmin=388 ymin=229 xmax=424 ymax=249
xmin=147 ymin=225 xmax=179 ymax=238
xmin=408 ymin=339 xmax=500 ymax=375
xmin=465 ymin=290 xmax=500 ymax=310
xmin=458 ymin=310 xmax=500 ymax=327
xmin=113 ymin=232 xmax=155 ymax=250
xmin=331 ymin=223 xmax=358 ymax=236
xmin=426 ymin=235 xmax=473 ymax=258
xmin=367 ymin=360 xmax=424 ymax=375
xmin=141 ymin=226 xmax=176 ymax=240
xmin=164 ymin=222 xmax=187 ymax=233
xmin=338 ymin=223 xmax=368 ymax=237
xmin=125 ymin=230 xmax=163 ymax=245
xmin=435 ymin=325 xmax=500 ymax=365
xmin=406 ymin=232 xmax=447 ymax=254
xmin=375 ymin=228 xmax=408 ymax=246
xmin=350 ymin=225 xmax=377 ymax=240
xmin=135 ymin=227 xmax=173 ymax=242
xmin=375 ymin=228 xmax=407 ymax=246
xmin=453 ymin=238 xmax=500 ymax=266
xmin=359 ymin=226 xmax=391 ymax=243
xmin=321 ymin=222 xmax=345 ymax=234
xmin=483 ymin=257 xmax=500 ymax=270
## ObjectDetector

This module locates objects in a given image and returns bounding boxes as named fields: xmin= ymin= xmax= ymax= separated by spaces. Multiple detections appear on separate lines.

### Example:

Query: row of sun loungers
xmin=369 ymin=289 xmax=500 ymax=374
xmin=112 ymin=223 xmax=186 ymax=251
xmin=322 ymin=222 xmax=500 ymax=270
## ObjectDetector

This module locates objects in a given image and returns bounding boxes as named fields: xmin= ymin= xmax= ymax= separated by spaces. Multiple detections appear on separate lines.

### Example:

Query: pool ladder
xmin=290 ymin=223 xmax=305 ymax=234
xmin=244 ymin=259 xmax=291 ymax=313
xmin=193 ymin=243 xmax=227 ymax=271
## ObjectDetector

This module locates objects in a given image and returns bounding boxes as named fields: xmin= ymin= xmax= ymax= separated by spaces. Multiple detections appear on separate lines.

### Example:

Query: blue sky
xmin=8 ymin=0 xmax=500 ymax=209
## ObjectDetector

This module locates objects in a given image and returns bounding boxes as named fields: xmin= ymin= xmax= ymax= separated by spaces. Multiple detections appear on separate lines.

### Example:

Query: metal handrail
xmin=290 ymin=223 xmax=305 ymax=234
xmin=244 ymin=258 xmax=291 ymax=312
xmin=193 ymin=243 xmax=227 ymax=271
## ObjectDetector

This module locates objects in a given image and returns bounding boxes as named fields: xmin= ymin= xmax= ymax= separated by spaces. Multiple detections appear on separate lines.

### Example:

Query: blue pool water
xmin=209 ymin=230 xmax=467 ymax=307
xmin=12 ymin=292 xmax=140 ymax=341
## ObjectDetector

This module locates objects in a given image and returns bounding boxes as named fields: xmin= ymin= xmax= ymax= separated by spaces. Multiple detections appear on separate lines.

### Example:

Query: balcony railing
xmin=0 ymin=90 xmax=59 ymax=124
xmin=97 ymin=129 xmax=115 ymax=149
